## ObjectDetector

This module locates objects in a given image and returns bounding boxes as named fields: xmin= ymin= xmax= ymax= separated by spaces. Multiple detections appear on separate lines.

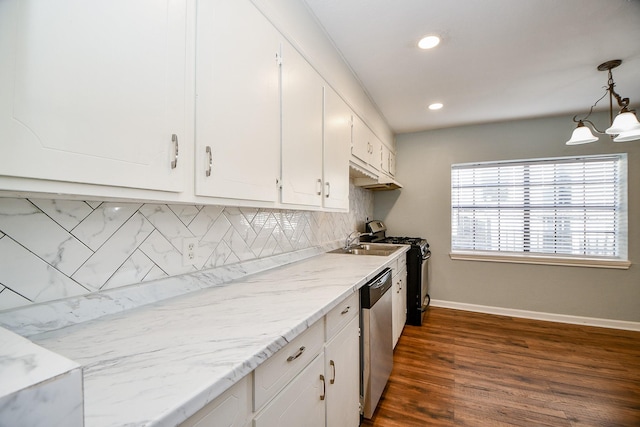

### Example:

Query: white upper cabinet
xmin=351 ymin=115 xmax=371 ymax=166
xmin=381 ymin=143 xmax=391 ymax=174
xmin=381 ymin=143 xmax=396 ymax=177
xmin=0 ymin=0 xmax=187 ymax=192
xmin=195 ymin=0 xmax=280 ymax=203
xmin=280 ymin=42 xmax=324 ymax=207
xmin=322 ymin=87 xmax=351 ymax=211
xmin=389 ymin=150 xmax=397 ymax=177
xmin=351 ymin=115 xmax=381 ymax=172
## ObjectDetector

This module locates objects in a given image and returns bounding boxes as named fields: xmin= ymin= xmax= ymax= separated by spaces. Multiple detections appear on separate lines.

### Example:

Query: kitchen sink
xmin=328 ymin=243 xmax=401 ymax=256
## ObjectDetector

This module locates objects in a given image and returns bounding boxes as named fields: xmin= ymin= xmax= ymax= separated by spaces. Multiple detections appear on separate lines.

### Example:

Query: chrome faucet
xmin=344 ymin=231 xmax=372 ymax=249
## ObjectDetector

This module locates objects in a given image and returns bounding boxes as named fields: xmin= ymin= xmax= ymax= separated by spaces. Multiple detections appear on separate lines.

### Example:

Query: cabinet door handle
xmin=329 ymin=360 xmax=336 ymax=384
xmin=319 ymin=374 xmax=326 ymax=400
xmin=286 ymin=346 xmax=305 ymax=362
xmin=205 ymin=146 xmax=212 ymax=177
xmin=171 ymin=134 xmax=179 ymax=169
xmin=340 ymin=306 xmax=350 ymax=315
xmin=316 ymin=179 xmax=322 ymax=196
xmin=325 ymin=182 xmax=330 ymax=198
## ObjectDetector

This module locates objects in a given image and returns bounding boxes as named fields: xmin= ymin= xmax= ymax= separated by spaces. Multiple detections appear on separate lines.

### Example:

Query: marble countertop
xmin=27 ymin=248 xmax=407 ymax=427
xmin=0 ymin=327 xmax=79 ymax=398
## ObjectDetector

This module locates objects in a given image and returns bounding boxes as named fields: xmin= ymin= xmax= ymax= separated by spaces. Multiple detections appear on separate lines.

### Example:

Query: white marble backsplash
xmin=0 ymin=183 xmax=373 ymax=311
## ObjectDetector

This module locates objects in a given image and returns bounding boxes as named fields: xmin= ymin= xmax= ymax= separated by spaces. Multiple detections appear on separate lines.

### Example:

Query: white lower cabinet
xmin=392 ymin=259 xmax=407 ymax=348
xmin=253 ymin=321 xmax=325 ymax=410
xmin=253 ymin=292 xmax=361 ymax=427
xmin=325 ymin=317 xmax=360 ymax=427
xmin=253 ymin=354 xmax=326 ymax=427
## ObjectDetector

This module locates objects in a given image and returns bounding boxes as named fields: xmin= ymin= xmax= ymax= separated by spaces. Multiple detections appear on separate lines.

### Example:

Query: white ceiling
xmin=303 ymin=0 xmax=640 ymax=134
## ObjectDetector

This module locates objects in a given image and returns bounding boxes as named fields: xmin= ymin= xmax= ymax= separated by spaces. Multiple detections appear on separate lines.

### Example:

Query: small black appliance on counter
xmin=362 ymin=220 xmax=431 ymax=326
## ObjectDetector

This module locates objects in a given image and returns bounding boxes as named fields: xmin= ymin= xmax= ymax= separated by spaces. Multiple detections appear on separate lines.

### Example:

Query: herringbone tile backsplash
xmin=0 ymin=184 xmax=373 ymax=310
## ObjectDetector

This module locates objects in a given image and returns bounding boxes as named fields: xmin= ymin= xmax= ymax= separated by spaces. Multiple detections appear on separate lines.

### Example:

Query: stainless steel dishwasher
xmin=360 ymin=267 xmax=393 ymax=419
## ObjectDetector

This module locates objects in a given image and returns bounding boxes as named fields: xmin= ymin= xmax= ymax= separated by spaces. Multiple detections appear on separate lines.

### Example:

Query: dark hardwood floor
xmin=362 ymin=307 xmax=640 ymax=426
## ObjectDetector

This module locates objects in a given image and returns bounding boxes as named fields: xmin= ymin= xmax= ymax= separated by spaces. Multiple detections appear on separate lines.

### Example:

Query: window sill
xmin=449 ymin=252 xmax=631 ymax=270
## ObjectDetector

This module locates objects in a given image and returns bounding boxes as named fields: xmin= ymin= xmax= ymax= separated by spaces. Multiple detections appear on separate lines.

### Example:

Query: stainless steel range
xmin=364 ymin=220 xmax=431 ymax=326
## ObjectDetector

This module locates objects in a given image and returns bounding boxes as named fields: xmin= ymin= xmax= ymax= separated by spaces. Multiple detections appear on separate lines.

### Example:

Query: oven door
xmin=406 ymin=247 xmax=430 ymax=326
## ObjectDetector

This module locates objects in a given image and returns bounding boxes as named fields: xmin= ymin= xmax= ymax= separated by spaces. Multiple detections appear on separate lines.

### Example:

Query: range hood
xmin=350 ymin=163 xmax=403 ymax=191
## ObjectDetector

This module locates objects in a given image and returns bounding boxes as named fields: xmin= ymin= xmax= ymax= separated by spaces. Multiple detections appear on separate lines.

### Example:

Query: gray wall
xmin=374 ymin=112 xmax=639 ymax=322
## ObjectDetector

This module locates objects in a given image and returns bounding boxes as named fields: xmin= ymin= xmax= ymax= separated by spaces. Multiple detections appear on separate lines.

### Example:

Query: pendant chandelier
xmin=566 ymin=59 xmax=640 ymax=145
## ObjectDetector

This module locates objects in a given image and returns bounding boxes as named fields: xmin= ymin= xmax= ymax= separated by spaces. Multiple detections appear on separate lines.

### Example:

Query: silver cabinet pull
xmin=205 ymin=146 xmax=212 ymax=177
xmin=319 ymin=374 xmax=326 ymax=400
xmin=329 ymin=360 xmax=336 ymax=384
xmin=286 ymin=346 xmax=305 ymax=362
xmin=171 ymin=134 xmax=179 ymax=169
xmin=325 ymin=182 xmax=330 ymax=198
xmin=316 ymin=178 xmax=322 ymax=196
xmin=340 ymin=306 xmax=350 ymax=315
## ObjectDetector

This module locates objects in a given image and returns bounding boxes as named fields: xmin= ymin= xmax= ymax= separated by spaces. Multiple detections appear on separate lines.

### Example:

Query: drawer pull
xmin=329 ymin=360 xmax=336 ymax=384
xmin=171 ymin=134 xmax=179 ymax=169
xmin=205 ymin=146 xmax=212 ymax=177
xmin=286 ymin=346 xmax=306 ymax=362
xmin=340 ymin=306 xmax=351 ymax=315
xmin=320 ymin=374 xmax=326 ymax=400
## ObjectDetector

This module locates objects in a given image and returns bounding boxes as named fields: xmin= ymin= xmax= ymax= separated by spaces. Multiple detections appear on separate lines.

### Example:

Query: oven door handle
xmin=418 ymin=294 xmax=431 ymax=312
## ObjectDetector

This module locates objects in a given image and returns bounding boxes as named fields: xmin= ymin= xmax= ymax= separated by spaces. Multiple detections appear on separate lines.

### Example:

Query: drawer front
xmin=325 ymin=292 xmax=358 ymax=341
xmin=253 ymin=320 xmax=324 ymax=411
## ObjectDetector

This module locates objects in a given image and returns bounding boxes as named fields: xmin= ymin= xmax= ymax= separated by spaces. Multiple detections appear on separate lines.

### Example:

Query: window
xmin=451 ymin=154 xmax=629 ymax=268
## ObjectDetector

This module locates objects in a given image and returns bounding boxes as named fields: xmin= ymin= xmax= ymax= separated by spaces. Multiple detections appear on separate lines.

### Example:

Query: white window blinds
xmin=451 ymin=154 xmax=628 ymax=260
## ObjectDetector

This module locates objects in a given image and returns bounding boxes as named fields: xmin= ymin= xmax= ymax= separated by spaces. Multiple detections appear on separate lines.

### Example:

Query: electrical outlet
xmin=183 ymin=237 xmax=199 ymax=266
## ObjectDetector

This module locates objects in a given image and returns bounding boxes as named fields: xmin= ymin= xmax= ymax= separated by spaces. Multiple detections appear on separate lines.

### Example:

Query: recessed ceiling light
xmin=428 ymin=103 xmax=443 ymax=110
xmin=418 ymin=35 xmax=440 ymax=50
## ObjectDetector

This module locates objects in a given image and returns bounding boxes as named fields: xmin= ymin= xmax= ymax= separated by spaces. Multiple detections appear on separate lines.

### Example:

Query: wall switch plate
xmin=183 ymin=237 xmax=199 ymax=266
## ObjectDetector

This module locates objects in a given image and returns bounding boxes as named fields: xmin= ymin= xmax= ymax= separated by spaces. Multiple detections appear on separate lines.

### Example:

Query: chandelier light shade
xmin=613 ymin=128 xmax=640 ymax=142
xmin=566 ymin=59 xmax=640 ymax=145
xmin=566 ymin=121 xmax=599 ymax=145
xmin=605 ymin=110 xmax=640 ymax=135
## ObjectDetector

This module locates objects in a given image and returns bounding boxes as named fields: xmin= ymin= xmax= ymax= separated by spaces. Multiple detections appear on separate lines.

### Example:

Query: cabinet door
xmin=392 ymin=272 xmax=401 ymax=348
xmin=323 ymin=87 xmax=350 ymax=211
xmin=401 ymin=267 xmax=407 ymax=331
xmin=370 ymin=135 xmax=383 ymax=171
xmin=392 ymin=267 xmax=407 ymax=348
xmin=280 ymin=43 xmax=324 ymax=206
xmin=253 ymin=354 xmax=326 ymax=427
xmin=351 ymin=115 xmax=371 ymax=165
xmin=0 ymin=0 xmax=186 ymax=192
xmin=380 ymin=144 xmax=391 ymax=174
xmin=195 ymin=0 xmax=280 ymax=202
xmin=389 ymin=151 xmax=397 ymax=177
xmin=325 ymin=317 xmax=360 ymax=427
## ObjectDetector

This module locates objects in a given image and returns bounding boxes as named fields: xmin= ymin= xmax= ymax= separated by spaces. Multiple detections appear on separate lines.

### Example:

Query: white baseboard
xmin=430 ymin=299 xmax=640 ymax=332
